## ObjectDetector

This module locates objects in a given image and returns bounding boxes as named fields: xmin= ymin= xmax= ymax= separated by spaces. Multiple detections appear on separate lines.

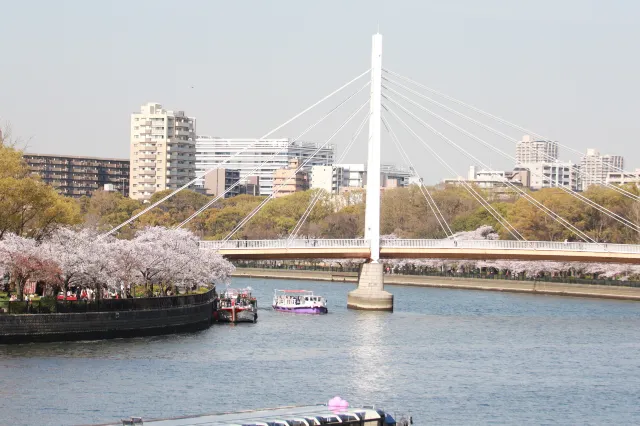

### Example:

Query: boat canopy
xmin=222 ymin=287 xmax=253 ymax=297
xmin=274 ymin=289 xmax=316 ymax=296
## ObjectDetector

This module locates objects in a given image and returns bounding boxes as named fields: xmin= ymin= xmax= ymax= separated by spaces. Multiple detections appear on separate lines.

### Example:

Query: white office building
xmin=606 ymin=169 xmax=640 ymax=186
xmin=521 ymin=161 xmax=580 ymax=191
xmin=580 ymin=148 xmax=624 ymax=190
xmin=515 ymin=135 xmax=559 ymax=165
xmin=333 ymin=163 xmax=366 ymax=189
xmin=195 ymin=137 xmax=335 ymax=196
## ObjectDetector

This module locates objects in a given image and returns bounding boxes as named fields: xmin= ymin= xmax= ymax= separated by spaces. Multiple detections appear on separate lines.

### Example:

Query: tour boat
xmin=116 ymin=402 xmax=412 ymax=425
xmin=215 ymin=287 xmax=258 ymax=323
xmin=273 ymin=289 xmax=328 ymax=314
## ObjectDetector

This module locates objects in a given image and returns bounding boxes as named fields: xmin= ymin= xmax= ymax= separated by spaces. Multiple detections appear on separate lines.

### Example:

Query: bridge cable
xmin=175 ymin=81 xmax=371 ymax=229
xmin=382 ymin=68 xmax=636 ymax=186
xmin=382 ymin=102 xmax=526 ymax=241
xmin=382 ymin=76 xmax=640 ymax=203
xmin=383 ymin=94 xmax=595 ymax=242
xmin=220 ymin=100 xmax=370 ymax=244
xmin=381 ymin=114 xmax=453 ymax=237
xmin=383 ymin=86 xmax=640 ymax=236
xmin=288 ymin=112 xmax=372 ymax=242
xmin=100 ymin=69 xmax=371 ymax=238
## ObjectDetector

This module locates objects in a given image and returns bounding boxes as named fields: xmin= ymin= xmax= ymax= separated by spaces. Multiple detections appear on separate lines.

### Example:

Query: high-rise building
xmin=580 ymin=148 xmax=624 ymax=190
xmin=130 ymin=102 xmax=196 ymax=201
xmin=515 ymin=135 xmax=558 ymax=165
xmin=23 ymin=153 xmax=129 ymax=198
xmin=195 ymin=137 xmax=334 ymax=196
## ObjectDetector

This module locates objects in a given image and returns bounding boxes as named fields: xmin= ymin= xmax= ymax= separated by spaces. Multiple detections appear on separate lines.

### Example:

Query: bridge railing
xmin=199 ymin=239 xmax=370 ymax=250
xmin=199 ymin=238 xmax=640 ymax=254
xmin=379 ymin=239 xmax=640 ymax=254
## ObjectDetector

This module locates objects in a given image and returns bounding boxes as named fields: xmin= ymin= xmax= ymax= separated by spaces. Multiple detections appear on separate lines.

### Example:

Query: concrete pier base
xmin=347 ymin=263 xmax=394 ymax=311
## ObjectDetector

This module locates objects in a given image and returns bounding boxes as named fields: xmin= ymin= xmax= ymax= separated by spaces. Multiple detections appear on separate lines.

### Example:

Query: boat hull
xmin=273 ymin=306 xmax=328 ymax=314
xmin=217 ymin=307 xmax=257 ymax=323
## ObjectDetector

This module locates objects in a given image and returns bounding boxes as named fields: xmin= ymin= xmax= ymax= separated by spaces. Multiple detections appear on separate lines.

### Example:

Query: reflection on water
xmin=348 ymin=312 xmax=393 ymax=397
xmin=1 ymin=278 xmax=640 ymax=425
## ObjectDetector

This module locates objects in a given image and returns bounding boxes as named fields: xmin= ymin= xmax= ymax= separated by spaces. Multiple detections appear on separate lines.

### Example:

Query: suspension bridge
xmin=108 ymin=33 xmax=640 ymax=311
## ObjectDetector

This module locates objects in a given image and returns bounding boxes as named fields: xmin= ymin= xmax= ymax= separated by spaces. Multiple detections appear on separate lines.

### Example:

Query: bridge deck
xmin=199 ymin=239 xmax=640 ymax=264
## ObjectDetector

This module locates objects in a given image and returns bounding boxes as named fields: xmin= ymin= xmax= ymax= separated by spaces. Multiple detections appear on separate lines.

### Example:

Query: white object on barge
xmin=114 ymin=404 xmax=412 ymax=426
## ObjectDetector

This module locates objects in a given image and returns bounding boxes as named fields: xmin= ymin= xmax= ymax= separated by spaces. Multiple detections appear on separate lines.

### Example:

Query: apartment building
xmin=310 ymin=165 xmax=337 ymax=194
xmin=515 ymin=135 xmax=559 ymax=165
xmin=130 ymin=102 xmax=196 ymax=201
xmin=23 ymin=153 xmax=129 ymax=198
xmin=195 ymin=137 xmax=334 ymax=196
xmin=273 ymin=158 xmax=309 ymax=198
xmin=580 ymin=148 xmax=624 ymax=190
xmin=202 ymin=168 xmax=241 ymax=198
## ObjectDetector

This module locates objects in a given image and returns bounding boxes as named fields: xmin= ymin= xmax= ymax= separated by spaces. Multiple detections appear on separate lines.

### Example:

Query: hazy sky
xmin=1 ymin=0 xmax=639 ymax=183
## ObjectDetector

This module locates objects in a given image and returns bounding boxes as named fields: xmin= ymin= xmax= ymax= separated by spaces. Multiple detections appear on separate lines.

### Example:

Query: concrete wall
xmin=231 ymin=268 xmax=640 ymax=301
xmin=0 ymin=301 xmax=214 ymax=344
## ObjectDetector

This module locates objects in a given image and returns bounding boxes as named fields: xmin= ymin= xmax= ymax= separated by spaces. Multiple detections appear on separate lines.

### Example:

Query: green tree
xmin=0 ymin=143 xmax=81 ymax=240
xmin=78 ymin=190 xmax=142 ymax=236
xmin=507 ymin=188 xmax=585 ymax=241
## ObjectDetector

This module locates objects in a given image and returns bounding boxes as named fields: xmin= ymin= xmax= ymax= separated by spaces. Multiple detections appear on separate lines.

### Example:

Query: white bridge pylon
xmin=364 ymin=33 xmax=383 ymax=263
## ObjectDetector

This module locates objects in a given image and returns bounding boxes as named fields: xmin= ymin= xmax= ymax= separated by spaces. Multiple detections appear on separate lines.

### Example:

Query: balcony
xmin=137 ymin=170 xmax=156 ymax=176
xmin=167 ymin=146 xmax=193 ymax=154
xmin=140 ymin=178 xmax=156 ymax=184
xmin=138 ymin=154 xmax=157 ymax=160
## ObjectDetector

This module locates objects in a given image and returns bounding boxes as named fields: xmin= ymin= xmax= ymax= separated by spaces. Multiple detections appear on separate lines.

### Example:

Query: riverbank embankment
xmin=232 ymin=268 xmax=640 ymax=301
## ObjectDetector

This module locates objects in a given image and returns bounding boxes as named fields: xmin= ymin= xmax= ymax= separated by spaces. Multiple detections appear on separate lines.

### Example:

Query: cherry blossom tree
xmin=0 ymin=233 xmax=61 ymax=300
xmin=42 ymin=227 xmax=99 ymax=293
xmin=129 ymin=227 xmax=233 ymax=295
xmin=451 ymin=225 xmax=499 ymax=241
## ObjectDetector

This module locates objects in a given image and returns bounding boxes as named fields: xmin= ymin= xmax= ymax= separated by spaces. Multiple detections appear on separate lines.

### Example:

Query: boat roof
xmin=108 ymin=405 xmax=389 ymax=426
xmin=274 ymin=289 xmax=317 ymax=295
xmin=222 ymin=288 xmax=252 ymax=295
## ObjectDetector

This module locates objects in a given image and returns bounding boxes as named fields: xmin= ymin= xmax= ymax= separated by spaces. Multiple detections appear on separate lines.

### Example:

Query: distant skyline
xmin=1 ymin=0 xmax=639 ymax=183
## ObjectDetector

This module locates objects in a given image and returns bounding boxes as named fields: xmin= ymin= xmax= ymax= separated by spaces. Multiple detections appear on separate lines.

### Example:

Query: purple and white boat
xmin=272 ymin=289 xmax=328 ymax=314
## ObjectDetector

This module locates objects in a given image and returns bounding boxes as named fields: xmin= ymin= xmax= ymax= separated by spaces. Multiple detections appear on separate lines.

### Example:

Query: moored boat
xmin=273 ymin=289 xmax=328 ymax=314
xmin=216 ymin=287 xmax=257 ymax=323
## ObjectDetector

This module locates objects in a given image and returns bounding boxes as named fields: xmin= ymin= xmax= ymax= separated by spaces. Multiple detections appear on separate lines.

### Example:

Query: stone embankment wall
xmin=232 ymin=268 xmax=640 ymax=301
xmin=0 ymin=299 xmax=214 ymax=344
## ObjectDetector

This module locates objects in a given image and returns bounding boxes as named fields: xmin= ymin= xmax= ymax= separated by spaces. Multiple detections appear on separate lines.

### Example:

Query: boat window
xmin=318 ymin=415 xmax=342 ymax=424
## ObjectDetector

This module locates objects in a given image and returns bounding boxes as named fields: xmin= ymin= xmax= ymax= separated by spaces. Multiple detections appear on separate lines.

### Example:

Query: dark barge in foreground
xmin=0 ymin=289 xmax=216 ymax=344
xmin=112 ymin=404 xmax=412 ymax=425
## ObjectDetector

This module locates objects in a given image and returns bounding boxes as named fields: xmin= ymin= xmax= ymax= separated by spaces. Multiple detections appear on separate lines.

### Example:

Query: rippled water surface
xmin=2 ymin=278 xmax=640 ymax=425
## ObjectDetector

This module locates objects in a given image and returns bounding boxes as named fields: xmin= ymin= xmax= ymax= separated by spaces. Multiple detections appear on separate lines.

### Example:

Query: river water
xmin=1 ymin=278 xmax=640 ymax=425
